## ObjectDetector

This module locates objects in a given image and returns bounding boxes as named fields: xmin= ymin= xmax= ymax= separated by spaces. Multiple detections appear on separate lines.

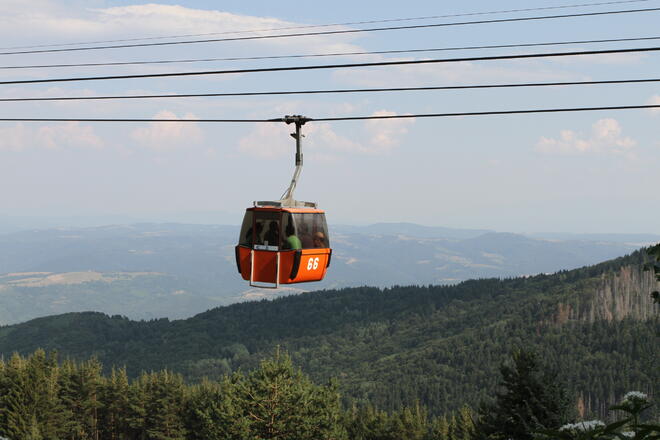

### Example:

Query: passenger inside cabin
xmin=313 ymin=231 xmax=327 ymax=248
xmin=282 ymin=217 xmax=302 ymax=250
xmin=263 ymin=220 xmax=280 ymax=247
xmin=245 ymin=222 xmax=263 ymax=247
xmin=298 ymin=222 xmax=313 ymax=248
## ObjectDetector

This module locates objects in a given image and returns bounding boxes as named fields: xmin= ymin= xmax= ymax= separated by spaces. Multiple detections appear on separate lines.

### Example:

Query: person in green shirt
xmin=283 ymin=220 xmax=302 ymax=250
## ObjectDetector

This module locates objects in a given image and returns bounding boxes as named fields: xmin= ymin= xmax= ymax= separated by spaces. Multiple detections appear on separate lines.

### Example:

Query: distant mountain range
xmin=0 ymin=222 xmax=657 ymax=325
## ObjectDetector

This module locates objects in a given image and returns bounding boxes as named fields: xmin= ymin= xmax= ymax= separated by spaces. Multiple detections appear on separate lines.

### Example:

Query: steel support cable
xmin=1 ymin=46 xmax=659 ymax=86
xmin=2 ymin=6 xmax=660 ymax=56
xmin=3 ymin=78 xmax=660 ymax=102
xmin=1 ymin=0 xmax=652 ymax=51
xmin=4 ymin=35 xmax=660 ymax=70
xmin=1 ymin=104 xmax=659 ymax=123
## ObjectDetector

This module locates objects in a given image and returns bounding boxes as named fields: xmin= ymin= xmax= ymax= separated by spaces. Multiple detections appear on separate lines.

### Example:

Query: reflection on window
xmin=238 ymin=211 xmax=254 ymax=246
xmin=239 ymin=210 xmax=281 ymax=249
xmin=292 ymin=213 xmax=329 ymax=249
xmin=281 ymin=213 xmax=302 ymax=250
xmin=239 ymin=210 xmax=329 ymax=250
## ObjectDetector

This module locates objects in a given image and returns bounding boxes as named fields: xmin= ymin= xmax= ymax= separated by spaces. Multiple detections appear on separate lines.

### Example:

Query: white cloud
xmin=536 ymin=118 xmax=636 ymax=158
xmin=239 ymin=110 xmax=413 ymax=158
xmin=238 ymin=122 xmax=361 ymax=159
xmin=0 ymin=122 xmax=103 ymax=152
xmin=0 ymin=2 xmax=362 ymax=55
xmin=131 ymin=111 xmax=203 ymax=151
xmin=239 ymin=123 xmax=292 ymax=159
xmin=364 ymin=111 xmax=414 ymax=151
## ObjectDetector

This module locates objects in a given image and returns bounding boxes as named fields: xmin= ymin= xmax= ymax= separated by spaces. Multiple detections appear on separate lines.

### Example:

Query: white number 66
xmin=306 ymin=257 xmax=320 ymax=270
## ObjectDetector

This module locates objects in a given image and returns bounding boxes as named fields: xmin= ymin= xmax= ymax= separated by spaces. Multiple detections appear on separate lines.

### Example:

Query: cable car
xmin=235 ymin=115 xmax=332 ymax=288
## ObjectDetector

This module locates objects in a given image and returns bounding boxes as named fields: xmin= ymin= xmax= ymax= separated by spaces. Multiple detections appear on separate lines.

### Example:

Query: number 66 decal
xmin=306 ymin=257 xmax=320 ymax=270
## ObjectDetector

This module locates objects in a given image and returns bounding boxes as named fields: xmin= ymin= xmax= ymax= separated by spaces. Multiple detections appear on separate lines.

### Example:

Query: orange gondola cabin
xmin=234 ymin=115 xmax=332 ymax=288
xmin=235 ymin=202 xmax=331 ymax=287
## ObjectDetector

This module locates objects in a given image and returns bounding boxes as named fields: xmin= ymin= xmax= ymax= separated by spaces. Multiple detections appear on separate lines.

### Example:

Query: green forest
xmin=0 ymin=247 xmax=658 ymax=436
xmin=0 ymin=348 xmax=657 ymax=440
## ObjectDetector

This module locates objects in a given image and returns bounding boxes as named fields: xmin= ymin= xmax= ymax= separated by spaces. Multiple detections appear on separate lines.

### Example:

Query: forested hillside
xmin=0 ymin=249 xmax=657 ymax=417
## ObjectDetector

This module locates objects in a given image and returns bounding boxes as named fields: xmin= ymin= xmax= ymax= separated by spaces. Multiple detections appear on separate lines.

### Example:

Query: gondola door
xmin=245 ymin=210 xmax=282 ymax=288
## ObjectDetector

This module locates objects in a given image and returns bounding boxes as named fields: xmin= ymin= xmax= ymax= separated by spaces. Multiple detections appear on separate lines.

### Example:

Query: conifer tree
xmin=454 ymin=406 xmax=476 ymax=440
xmin=59 ymin=357 xmax=103 ymax=440
xmin=1 ymin=352 xmax=36 ymax=439
xmin=448 ymin=413 xmax=459 ymax=440
xmin=184 ymin=377 xmax=249 ymax=440
xmin=231 ymin=350 xmax=346 ymax=440
xmin=391 ymin=404 xmax=427 ymax=440
xmin=0 ymin=350 xmax=64 ymax=440
xmin=124 ymin=371 xmax=148 ymax=439
xmin=344 ymin=405 xmax=393 ymax=440
xmin=99 ymin=367 xmax=131 ymax=440
xmin=142 ymin=370 xmax=188 ymax=440
xmin=474 ymin=348 xmax=571 ymax=440
xmin=428 ymin=414 xmax=450 ymax=440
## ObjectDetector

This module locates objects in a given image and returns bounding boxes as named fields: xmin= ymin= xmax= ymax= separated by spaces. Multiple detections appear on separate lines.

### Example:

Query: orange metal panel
xmin=236 ymin=246 xmax=331 ymax=285
xmin=251 ymin=250 xmax=278 ymax=283
xmin=237 ymin=246 xmax=251 ymax=281
xmin=280 ymin=248 xmax=330 ymax=284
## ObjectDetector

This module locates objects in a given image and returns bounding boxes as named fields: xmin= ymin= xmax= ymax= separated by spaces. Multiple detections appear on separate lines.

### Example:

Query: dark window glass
xmin=238 ymin=210 xmax=253 ymax=246
xmin=281 ymin=213 xmax=302 ymax=250
xmin=254 ymin=211 xmax=280 ymax=249
xmin=292 ymin=213 xmax=329 ymax=249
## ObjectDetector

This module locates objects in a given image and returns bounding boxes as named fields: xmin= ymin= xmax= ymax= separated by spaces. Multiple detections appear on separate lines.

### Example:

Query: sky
xmin=1 ymin=0 xmax=659 ymax=233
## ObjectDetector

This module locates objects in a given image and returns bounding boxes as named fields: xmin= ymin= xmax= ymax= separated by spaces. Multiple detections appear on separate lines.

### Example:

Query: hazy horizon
xmin=2 ymin=211 xmax=660 ymax=239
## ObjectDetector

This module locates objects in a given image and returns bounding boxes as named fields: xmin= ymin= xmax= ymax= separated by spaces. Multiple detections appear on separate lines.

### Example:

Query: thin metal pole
xmin=280 ymin=115 xmax=309 ymax=204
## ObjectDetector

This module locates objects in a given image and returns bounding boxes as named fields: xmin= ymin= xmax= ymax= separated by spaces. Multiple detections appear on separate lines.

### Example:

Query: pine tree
xmin=428 ymin=414 xmax=450 ymax=440
xmin=390 ymin=404 xmax=427 ymax=440
xmin=448 ymin=413 xmax=459 ymax=440
xmin=124 ymin=371 xmax=148 ymax=439
xmin=99 ymin=367 xmax=131 ymax=440
xmin=184 ymin=378 xmax=248 ymax=440
xmin=344 ymin=404 xmax=391 ymax=440
xmin=142 ymin=370 xmax=188 ymax=440
xmin=474 ymin=348 xmax=571 ymax=440
xmin=1 ymin=352 xmax=38 ymax=439
xmin=59 ymin=357 xmax=103 ymax=440
xmin=231 ymin=350 xmax=346 ymax=440
xmin=0 ymin=350 xmax=64 ymax=440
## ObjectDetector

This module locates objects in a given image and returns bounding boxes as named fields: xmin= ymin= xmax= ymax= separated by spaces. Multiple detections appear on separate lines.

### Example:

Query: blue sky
xmin=1 ymin=0 xmax=659 ymax=233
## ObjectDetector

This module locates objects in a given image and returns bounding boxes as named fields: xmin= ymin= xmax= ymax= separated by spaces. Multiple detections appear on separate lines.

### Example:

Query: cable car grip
xmin=280 ymin=115 xmax=310 ymax=206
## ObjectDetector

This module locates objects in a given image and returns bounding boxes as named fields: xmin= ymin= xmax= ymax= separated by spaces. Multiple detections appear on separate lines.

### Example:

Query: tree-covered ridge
xmin=0 ymin=349 xmax=481 ymax=440
xmin=0 ymin=249 xmax=657 ymax=416
xmin=1 ymin=349 xmax=656 ymax=440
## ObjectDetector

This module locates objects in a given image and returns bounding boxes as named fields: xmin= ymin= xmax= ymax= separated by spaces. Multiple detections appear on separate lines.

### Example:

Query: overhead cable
xmin=3 ymin=78 xmax=660 ymax=102
xmin=2 ymin=6 xmax=660 ymax=56
xmin=2 ymin=46 xmax=659 ymax=86
xmin=310 ymin=104 xmax=660 ymax=121
xmin=3 ymin=35 xmax=660 ymax=70
xmin=1 ymin=0 xmax=652 ymax=51
xmin=1 ymin=104 xmax=659 ymax=123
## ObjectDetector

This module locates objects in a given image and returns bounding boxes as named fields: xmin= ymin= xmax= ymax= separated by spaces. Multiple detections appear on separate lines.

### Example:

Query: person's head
xmin=313 ymin=231 xmax=326 ymax=247
xmin=268 ymin=221 xmax=278 ymax=231
xmin=286 ymin=222 xmax=295 ymax=236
